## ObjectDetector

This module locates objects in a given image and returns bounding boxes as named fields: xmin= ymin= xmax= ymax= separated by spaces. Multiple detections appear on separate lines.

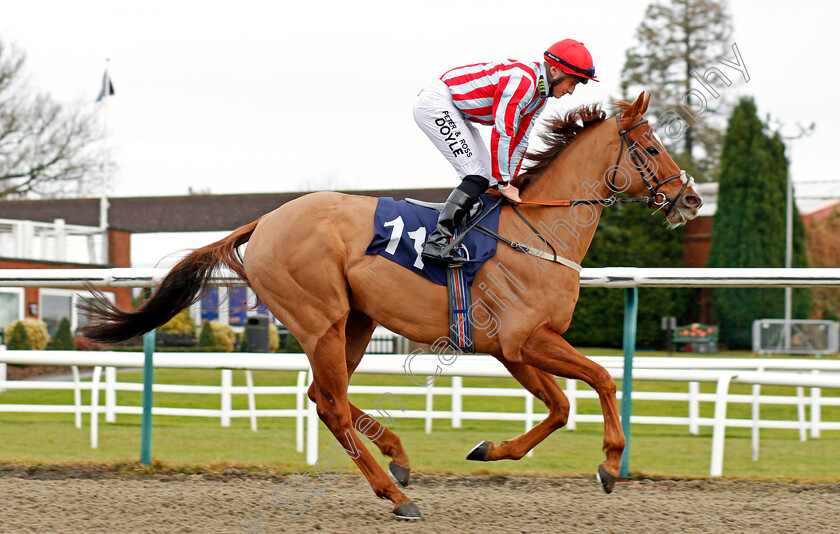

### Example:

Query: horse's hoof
xmin=596 ymin=464 xmax=617 ymax=494
xmin=466 ymin=440 xmax=492 ymax=462
xmin=393 ymin=501 xmax=422 ymax=520
xmin=389 ymin=462 xmax=411 ymax=487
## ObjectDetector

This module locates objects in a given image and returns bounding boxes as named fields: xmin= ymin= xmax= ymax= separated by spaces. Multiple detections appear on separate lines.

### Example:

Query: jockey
xmin=414 ymin=39 xmax=598 ymax=264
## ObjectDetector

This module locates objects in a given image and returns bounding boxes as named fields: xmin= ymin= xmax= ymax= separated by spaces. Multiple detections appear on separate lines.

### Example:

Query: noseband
xmin=612 ymin=113 xmax=692 ymax=215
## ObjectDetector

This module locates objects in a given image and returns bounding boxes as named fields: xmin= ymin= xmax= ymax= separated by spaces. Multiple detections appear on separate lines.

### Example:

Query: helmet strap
xmin=545 ymin=64 xmax=567 ymax=91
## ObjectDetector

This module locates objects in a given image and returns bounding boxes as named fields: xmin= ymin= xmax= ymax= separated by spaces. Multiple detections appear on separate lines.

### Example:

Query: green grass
xmin=1 ymin=352 xmax=838 ymax=481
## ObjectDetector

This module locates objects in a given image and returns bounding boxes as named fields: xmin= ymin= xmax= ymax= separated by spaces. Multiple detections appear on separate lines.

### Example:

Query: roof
xmin=0 ymin=189 xmax=451 ymax=233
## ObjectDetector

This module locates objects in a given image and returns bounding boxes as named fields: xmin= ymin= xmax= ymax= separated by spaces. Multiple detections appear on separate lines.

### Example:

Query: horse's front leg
xmin=512 ymin=324 xmax=625 ymax=493
xmin=466 ymin=359 xmax=570 ymax=461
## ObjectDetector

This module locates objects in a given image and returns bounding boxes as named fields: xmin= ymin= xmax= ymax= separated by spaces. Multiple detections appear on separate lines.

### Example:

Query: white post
xmin=751 ymin=383 xmax=761 ymax=461
xmin=451 ymin=376 xmax=462 ymax=428
xmin=811 ymin=370 xmax=821 ymax=439
xmin=751 ymin=367 xmax=763 ymax=461
xmin=105 ymin=366 xmax=116 ymax=423
xmin=306 ymin=371 xmax=318 ymax=465
xmin=425 ymin=379 xmax=434 ymax=435
xmin=710 ymin=373 xmax=735 ymax=477
xmin=99 ymin=61 xmax=111 ymax=265
xmin=90 ymin=366 xmax=102 ymax=449
xmin=0 ymin=361 xmax=6 ymax=394
xmin=783 ymin=168 xmax=793 ymax=351
xmin=21 ymin=221 xmax=34 ymax=259
xmin=566 ymin=378 xmax=577 ymax=431
xmin=54 ymin=219 xmax=67 ymax=261
xmin=688 ymin=381 xmax=700 ymax=435
xmin=525 ymin=392 xmax=534 ymax=458
xmin=220 ymin=369 xmax=232 ymax=427
xmin=39 ymin=225 xmax=48 ymax=261
xmin=796 ymin=386 xmax=807 ymax=442
xmin=296 ymin=371 xmax=306 ymax=453
xmin=72 ymin=365 xmax=82 ymax=429
xmin=190 ymin=301 xmax=202 ymax=329
xmin=245 ymin=370 xmax=257 ymax=432
xmin=218 ymin=288 xmax=230 ymax=326
xmin=12 ymin=222 xmax=22 ymax=258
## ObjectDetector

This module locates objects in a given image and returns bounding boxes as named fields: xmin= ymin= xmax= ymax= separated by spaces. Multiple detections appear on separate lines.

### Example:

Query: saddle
xmin=405 ymin=197 xmax=485 ymax=226
xmin=366 ymin=195 xmax=501 ymax=354
xmin=403 ymin=196 xmax=490 ymax=354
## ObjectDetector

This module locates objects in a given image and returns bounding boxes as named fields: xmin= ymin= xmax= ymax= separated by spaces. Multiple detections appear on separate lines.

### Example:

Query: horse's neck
xmin=520 ymin=126 xmax=618 ymax=264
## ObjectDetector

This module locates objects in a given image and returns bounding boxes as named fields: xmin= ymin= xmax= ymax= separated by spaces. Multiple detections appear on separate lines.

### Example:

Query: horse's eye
xmin=645 ymin=146 xmax=659 ymax=156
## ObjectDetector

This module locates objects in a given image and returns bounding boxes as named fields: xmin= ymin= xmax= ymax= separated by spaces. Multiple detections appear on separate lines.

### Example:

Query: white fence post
xmin=306 ymin=370 xmax=318 ymax=465
xmin=0 ymin=345 xmax=6 ymax=393
xmin=221 ymin=369 xmax=232 ymax=427
xmin=72 ymin=365 xmax=82 ymax=429
xmin=105 ymin=366 xmax=117 ymax=423
xmin=751 ymin=366 xmax=763 ymax=461
xmin=811 ymin=370 xmax=821 ymax=439
xmin=710 ymin=373 xmax=735 ymax=477
xmin=296 ymin=371 xmax=306 ymax=453
xmin=688 ymin=381 xmax=700 ymax=435
xmin=525 ymin=392 xmax=534 ymax=458
xmin=451 ymin=376 xmax=462 ymax=428
xmin=565 ymin=379 xmax=577 ymax=431
xmin=245 ymin=370 xmax=257 ymax=432
xmin=425 ymin=379 xmax=434 ymax=435
xmin=90 ymin=366 xmax=102 ymax=449
xmin=796 ymin=387 xmax=807 ymax=442
xmin=751 ymin=382 xmax=761 ymax=461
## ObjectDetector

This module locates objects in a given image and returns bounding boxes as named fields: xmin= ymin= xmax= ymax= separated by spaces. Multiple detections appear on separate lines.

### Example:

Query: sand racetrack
xmin=1 ymin=465 xmax=839 ymax=533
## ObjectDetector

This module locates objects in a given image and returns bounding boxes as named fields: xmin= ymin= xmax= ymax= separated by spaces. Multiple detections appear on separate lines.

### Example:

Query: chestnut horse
xmin=81 ymin=92 xmax=701 ymax=519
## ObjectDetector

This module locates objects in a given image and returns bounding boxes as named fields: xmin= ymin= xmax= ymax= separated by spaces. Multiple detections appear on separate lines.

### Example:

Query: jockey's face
xmin=548 ymin=67 xmax=579 ymax=98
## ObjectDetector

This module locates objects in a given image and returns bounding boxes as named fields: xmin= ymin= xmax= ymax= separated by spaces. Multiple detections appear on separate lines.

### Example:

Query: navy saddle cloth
xmin=365 ymin=194 xmax=501 ymax=286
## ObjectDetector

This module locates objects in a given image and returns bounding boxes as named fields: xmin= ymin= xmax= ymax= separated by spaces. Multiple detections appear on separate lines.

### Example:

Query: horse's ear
xmin=642 ymin=92 xmax=652 ymax=114
xmin=628 ymin=91 xmax=646 ymax=117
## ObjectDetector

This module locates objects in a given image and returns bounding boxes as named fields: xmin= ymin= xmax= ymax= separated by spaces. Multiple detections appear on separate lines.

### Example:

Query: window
xmin=40 ymin=289 xmax=114 ymax=337
xmin=0 ymin=289 xmax=24 ymax=331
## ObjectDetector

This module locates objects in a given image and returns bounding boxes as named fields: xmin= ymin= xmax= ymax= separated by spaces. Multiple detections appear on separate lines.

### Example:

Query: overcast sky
xmin=2 ymin=0 xmax=838 ymax=212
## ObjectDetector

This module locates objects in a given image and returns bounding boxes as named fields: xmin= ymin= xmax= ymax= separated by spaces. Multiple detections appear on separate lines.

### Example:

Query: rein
xmin=443 ymin=114 xmax=692 ymax=273
xmin=509 ymin=113 xmax=691 ymax=213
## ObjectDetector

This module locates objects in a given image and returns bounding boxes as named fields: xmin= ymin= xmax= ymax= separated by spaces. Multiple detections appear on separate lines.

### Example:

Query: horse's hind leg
xmin=338 ymin=310 xmax=412 ymax=486
xmin=307 ymin=316 xmax=420 ymax=518
xmin=466 ymin=360 xmax=570 ymax=462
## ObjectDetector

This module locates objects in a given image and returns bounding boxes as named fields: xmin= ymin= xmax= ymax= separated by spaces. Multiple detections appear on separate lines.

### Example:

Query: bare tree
xmin=0 ymin=39 xmax=102 ymax=199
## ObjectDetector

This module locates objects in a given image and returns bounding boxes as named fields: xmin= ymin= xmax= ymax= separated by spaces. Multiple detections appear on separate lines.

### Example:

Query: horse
xmin=80 ymin=92 xmax=702 ymax=519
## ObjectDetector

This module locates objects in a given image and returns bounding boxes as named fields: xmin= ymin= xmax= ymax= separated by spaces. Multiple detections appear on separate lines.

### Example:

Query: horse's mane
xmin=514 ymin=103 xmax=609 ymax=193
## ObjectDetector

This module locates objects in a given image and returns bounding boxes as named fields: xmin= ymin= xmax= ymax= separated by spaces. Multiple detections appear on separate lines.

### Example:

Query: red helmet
xmin=544 ymin=40 xmax=598 ymax=83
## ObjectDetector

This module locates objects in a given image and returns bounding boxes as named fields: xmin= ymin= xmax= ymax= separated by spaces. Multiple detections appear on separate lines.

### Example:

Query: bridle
xmin=443 ymin=113 xmax=697 ymax=271
xmin=612 ymin=112 xmax=692 ymax=216
xmin=510 ymin=113 xmax=693 ymax=214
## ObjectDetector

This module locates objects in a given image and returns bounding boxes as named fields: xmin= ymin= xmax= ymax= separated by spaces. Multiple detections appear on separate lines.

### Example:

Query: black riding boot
xmin=421 ymin=175 xmax=489 ymax=264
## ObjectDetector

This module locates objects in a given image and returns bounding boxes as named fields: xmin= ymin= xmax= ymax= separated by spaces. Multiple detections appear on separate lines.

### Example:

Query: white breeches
xmin=413 ymin=80 xmax=496 ymax=186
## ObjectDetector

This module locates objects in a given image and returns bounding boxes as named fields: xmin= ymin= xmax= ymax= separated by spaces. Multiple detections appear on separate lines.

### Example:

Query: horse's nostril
xmin=684 ymin=195 xmax=702 ymax=207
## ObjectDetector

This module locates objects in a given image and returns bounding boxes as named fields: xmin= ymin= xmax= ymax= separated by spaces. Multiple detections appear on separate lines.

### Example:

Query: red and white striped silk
xmin=441 ymin=60 xmax=549 ymax=184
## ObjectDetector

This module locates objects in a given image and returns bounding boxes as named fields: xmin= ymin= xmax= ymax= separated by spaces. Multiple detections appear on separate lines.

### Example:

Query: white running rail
xmin=1 ymin=351 xmax=839 ymax=476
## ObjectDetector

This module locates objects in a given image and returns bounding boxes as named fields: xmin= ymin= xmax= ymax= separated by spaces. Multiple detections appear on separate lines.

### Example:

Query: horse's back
xmin=249 ymin=191 xmax=378 ymax=258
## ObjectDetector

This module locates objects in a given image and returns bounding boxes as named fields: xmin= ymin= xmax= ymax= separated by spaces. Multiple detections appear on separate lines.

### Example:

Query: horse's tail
xmin=79 ymin=218 xmax=261 ymax=344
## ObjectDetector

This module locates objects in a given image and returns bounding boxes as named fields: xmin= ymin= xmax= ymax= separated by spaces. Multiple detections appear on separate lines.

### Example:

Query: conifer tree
xmin=197 ymin=321 xmax=216 ymax=349
xmin=621 ymin=0 xmax=734 ymax=180
xmin=6 ymin=321 xmax=30 ymax=350
xmin=707 ymin=97 xmax=809 ymax=348
xmin=563 ymin=204 xmax=689 ymax=348
xmin=51 ymin=317 xmax=75 ymax=350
